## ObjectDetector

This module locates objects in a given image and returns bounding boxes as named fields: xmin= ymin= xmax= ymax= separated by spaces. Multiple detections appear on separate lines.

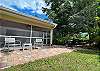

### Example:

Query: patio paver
xmin=0 ymin=47 xmax=74 ymax=69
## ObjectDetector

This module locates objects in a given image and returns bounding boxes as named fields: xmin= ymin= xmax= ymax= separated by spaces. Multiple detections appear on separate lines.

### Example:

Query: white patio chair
xmin=34 ymin=38 xmax=43 ymax=48
xmin=4 ymin=38 xmax=21 ymax=50
xmin=22 ymin=43 xmax=32 ymax=51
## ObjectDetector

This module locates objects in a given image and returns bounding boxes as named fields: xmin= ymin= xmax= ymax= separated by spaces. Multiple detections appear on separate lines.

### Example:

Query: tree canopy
xmin=43 ymin=0 xmax=96 ymax=35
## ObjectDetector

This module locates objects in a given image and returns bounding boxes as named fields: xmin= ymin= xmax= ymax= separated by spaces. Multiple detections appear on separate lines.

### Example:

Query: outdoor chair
xmin=22 ymin=43 xmax=32 ymax=50
xmin=34 ymin=38 xmax=43 ymax=49
xmin=3 ymin=38 xmax=21 ymax=50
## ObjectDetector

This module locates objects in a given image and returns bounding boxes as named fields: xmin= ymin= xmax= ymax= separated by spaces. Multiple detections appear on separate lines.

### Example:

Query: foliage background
xmin=43 ymin=0 xmax=100 ymax=45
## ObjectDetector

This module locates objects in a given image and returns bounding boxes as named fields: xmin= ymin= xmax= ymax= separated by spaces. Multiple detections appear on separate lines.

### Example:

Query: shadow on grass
xmin=75 ymin=48 xmax=100 ymax=55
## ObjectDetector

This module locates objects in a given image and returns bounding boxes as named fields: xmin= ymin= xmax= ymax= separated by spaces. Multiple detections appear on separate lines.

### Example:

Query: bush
xmin=53 ymin=35 xmax=72 ymax=45
xmin=93 ymin=35 xmax=100 ymax=48
xmin=53 ymin=37 xmax=66 ymax=45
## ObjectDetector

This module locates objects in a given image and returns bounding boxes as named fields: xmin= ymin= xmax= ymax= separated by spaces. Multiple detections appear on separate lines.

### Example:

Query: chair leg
xmin=31 ymin=45 xmax=33 ymax=50
xmin=22 ymin=45 xmax=24 ymax=51
xmin=13 ymin=46 xmax=14 ymax=51
xmin=30 ymin=46 xmax=32 ymax=51
xmin=3 ymin=45 xmax=5 ymax=50
xmin=23 ymin=47 xmax=24 ymax=51
xmin=42 ymin=43 xmax=43 ymax=48
xmin=8 ymin=44 xmax=9 ymax=52
xmin=34 ymin=44 xmax=36 ymax=48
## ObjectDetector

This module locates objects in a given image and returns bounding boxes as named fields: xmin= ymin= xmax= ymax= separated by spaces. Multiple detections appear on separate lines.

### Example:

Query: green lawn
xmin=4 ymin=49 xmax=100 ymax=71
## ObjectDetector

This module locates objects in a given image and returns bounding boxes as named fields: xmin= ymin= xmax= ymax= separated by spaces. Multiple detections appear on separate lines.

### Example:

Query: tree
xmin=43 ymin=0 xmax=100 ymax=45
xmin=43 ymin=0 xmax=96 ymax=34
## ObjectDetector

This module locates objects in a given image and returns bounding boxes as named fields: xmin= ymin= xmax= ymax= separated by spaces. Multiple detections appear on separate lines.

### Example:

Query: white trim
xmin=0 ymin=35 xmax=42 ymax=39
xmin=50 ymin=30 xmax=53 ymax=45
xmin=1 ymin=6 xmax=57 ymax=29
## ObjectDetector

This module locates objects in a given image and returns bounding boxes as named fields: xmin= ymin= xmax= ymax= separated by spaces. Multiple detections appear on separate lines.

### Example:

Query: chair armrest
xmin=15 ymin=40 xmax=21 ymax=44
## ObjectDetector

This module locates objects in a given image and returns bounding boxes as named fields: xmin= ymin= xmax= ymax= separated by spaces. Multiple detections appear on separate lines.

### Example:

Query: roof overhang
xmin=0 ymin=7 xmax=57 ymax=30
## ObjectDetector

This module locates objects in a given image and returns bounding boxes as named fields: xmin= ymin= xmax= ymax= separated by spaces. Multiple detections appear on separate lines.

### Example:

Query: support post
xmin=46 ymin=32 xmax=48 ymax=45
xmin=43 ymin=32 xmax=44 ymax=44
xmin=30 ymin=25 xmax=32 ymax=50
xmin=50 ymin=30 xmax=53 ymax=46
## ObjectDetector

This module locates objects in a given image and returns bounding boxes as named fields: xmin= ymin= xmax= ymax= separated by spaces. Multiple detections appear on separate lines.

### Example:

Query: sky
xmin=0 ymin=0 xmax=50 ymax=20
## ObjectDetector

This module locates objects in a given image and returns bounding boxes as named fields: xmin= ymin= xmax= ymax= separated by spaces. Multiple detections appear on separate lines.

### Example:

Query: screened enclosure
xmin=0 ymin=19 xmax=50 ymax=47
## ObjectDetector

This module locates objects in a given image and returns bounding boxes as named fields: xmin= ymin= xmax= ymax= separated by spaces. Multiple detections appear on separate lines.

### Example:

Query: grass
xmin=4 ymin=49 xmax=100 ymax=71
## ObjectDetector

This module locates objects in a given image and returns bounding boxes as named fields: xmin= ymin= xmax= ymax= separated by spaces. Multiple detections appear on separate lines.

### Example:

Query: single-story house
xmin=0 ymin=6 xmax=57 ymax=49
